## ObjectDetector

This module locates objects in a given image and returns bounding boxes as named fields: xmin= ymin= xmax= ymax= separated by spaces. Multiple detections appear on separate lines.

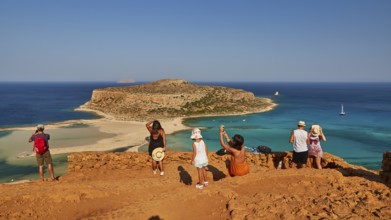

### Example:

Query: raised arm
xmin=219 ymin=128 xmax=233 ymax=153
xmin=320 ymin=128 xmax=326 ymax=141
xmin=145 ymin=120 xmax=153 ymax=133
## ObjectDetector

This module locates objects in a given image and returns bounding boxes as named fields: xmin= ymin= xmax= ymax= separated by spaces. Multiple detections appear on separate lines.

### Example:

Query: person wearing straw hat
xmin=146 ymin=120 xmax=166 ymax=176
xmin=28 ymin=124 xmax=56 ymax=181
xmin=289 ymin=120 xmax=309 ymax=168
xmin=190 ymin=128 xmax=209 ymax=189
xmin=307 ymin=124 xmax=327 ymax=169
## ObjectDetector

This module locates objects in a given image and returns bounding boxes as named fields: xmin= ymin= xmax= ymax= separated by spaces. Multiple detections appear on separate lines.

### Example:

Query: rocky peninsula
xmin=77 ymin=79 xmax=276 ymax=120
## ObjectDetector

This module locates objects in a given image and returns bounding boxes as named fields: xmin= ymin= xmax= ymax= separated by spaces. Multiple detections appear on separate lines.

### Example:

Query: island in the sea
xmin=77 ymin=79 xmax=276 ymax=120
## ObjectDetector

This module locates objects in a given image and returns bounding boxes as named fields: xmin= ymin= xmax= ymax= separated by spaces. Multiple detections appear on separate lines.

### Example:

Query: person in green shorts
xmin=28 ymin=124 xmax=56 ymax=181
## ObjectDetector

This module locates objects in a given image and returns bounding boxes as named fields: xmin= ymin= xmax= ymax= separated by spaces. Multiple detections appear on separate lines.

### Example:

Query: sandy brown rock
xmin=1 ymin=151 xmax=390 ymax=220
xmin=77 ymin=79 xmax=276 ymax=120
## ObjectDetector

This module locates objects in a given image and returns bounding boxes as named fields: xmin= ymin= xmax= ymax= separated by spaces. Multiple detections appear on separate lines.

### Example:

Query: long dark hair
xmin=152 ymin=120 xmax=162 ymax=134
xmin=231 ymin=134 xmax=244 ymax=150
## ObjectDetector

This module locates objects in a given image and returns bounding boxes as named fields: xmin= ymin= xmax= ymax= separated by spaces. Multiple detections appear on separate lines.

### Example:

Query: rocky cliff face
xmin=381 ymin=151 xmax=391 ymax=186
xmin=78 ymin=79 xmax=275 ymax=120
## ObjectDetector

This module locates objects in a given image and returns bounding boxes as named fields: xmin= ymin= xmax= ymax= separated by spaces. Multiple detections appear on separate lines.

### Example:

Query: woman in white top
xmin=191 ymin=128 xmax=209 ymax=190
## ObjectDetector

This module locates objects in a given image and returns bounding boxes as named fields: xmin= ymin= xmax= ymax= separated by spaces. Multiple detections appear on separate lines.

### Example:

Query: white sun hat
xmin=190 ymin=128 xmax=203 ymax=139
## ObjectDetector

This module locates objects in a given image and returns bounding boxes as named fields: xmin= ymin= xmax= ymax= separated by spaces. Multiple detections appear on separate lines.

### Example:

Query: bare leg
xmin=290 ymin=162 xmax=297 ymax=168
xmin=202 ymin=167 xmax=207 ymax=183
xmin=197 ymin=167 xmax=203 ymax=184
xmin=152 ymin=160 xmax=158 ymax=172
xmin=158 ymin=161 xmax=164 ymax=172
xmin=315 ymin=157 xmax=322 ymax=170
xmin=309 ymin=157 xmax=314 ymax=168
xmin=48 ymin=164 xmax=55 ymax=180
xmin=38 ymin=165 xmax=44 ymax=181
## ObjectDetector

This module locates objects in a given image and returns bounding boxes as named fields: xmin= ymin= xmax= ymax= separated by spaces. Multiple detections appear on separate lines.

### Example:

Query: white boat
xmin=340 ymin=104 xmax=345 ymax=115
xmin=274 ymin=91 xmax=279 ymax=96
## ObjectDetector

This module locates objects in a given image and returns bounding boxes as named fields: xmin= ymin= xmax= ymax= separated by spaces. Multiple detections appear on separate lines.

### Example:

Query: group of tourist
xmin=144 ymin=119 xmax=326 ymax=190
xmin=27 ymin=119 xmax=326 ymax=188
xmin=289 ymin=120 xmax=327 ymax=169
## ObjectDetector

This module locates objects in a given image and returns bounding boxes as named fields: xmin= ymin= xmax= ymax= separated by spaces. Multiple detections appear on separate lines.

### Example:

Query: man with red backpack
xmin=28 ymin=124 xmax=56 ymax=181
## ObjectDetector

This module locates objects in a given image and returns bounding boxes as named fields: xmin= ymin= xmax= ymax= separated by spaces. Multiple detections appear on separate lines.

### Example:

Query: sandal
xmin=203 ymin=181 xmax=209 ymax=186
xmin=196 ymin=184 xmax=204 ymax=189
xmin=160 ymin=171 xmax=164 ymax=176
xmin=153 ymin=169 xmax=157 ymax=175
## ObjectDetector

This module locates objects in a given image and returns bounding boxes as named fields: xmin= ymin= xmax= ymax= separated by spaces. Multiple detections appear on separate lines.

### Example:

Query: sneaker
xmin=203 ymin=181 xmax=209 ymax=186
xmin=196 ymin=184 xmax=204 ymax=189
xmin=160 ymin=171 xmax=164 ymax=176
xmin=153 ymin=169 xmax=157 ymax=175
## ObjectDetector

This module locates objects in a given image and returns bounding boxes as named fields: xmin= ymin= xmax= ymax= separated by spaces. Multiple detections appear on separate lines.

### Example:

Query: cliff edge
xmin=77 ymin=79 xmax=276 ymax=120
xmin=0 ymin=151 xmax=390 ymax=219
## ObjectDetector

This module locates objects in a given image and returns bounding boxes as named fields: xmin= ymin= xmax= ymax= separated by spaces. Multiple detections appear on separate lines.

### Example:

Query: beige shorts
xmin=36 ymin=150 xmax=53 ymax=166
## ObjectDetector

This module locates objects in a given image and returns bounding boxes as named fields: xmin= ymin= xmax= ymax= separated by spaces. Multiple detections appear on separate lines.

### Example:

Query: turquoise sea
xmin=0 ymin=82 xmax=390 ymax=183
xmin=144 ymin=82 xmax=391 ymax=171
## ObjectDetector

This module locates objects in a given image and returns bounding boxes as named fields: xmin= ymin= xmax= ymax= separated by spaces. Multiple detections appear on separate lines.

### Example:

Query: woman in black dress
xmin=146 ymin=120 xmax=166 ymax=175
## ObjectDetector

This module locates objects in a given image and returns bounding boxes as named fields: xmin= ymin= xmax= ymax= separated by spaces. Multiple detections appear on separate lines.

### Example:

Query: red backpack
xmin=34 ymin=134 xmax=47 ymax=155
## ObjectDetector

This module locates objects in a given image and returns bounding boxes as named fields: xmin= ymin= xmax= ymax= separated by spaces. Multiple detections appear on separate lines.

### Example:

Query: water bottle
xmin=277 ymin=160 xmax=282 ymax=170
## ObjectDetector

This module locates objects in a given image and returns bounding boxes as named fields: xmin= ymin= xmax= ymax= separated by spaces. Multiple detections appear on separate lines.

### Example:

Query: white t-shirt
xmin=194 ymin=140 xmax=208 ymax=164
xmin=293 ymin=129 xmax=308 ymax=152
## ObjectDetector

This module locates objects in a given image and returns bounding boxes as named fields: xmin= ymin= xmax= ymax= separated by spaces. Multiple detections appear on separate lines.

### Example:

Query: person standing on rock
xmin=307 ymin=124 xmax=326 ymax=169
xmin=289 ymin=121 xmax=309 ymax=168
xmin=219 ymin=126 xmax=249 ymax=177
xmin=146 ymin=120 xmax=166 ymax=176
xmin=28 ymin=124 xmax=56 ymax=181
xmin=190 ymin=128 xmax=209 ymax=189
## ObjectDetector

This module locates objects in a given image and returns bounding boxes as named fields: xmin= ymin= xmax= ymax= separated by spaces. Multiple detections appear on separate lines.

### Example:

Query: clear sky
xmin=1 ymin=0 xmax=390 ymax=82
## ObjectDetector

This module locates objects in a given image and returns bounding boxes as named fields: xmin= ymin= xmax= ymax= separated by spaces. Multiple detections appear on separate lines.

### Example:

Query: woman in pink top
xmin=307 ymin=124 xmax=326 ymax=169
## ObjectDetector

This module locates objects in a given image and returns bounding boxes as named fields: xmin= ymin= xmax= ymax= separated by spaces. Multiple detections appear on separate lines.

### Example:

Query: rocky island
xmin=77 ymin=79 xmax=276 ymax=120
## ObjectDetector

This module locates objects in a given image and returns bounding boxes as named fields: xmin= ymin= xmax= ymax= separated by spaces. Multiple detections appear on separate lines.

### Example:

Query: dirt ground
xmin=0 ymin=154 xmax=390 ymax=220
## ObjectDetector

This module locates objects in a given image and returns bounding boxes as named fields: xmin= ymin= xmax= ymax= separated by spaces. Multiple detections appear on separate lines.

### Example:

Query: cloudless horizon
xmin=1 ymin=0 xmax=390 ymax=82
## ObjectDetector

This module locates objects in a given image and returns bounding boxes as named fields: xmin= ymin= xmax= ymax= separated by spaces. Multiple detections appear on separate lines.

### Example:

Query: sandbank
xmin=0 ymin=97 xmax=275 ymax=157
xmin=0 ymin=117 xmax=189 ymax=157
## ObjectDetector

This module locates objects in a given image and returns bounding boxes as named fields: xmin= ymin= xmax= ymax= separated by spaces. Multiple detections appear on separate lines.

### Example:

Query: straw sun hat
xmin=311 ymin=125 xmax=321 ymax=137
xmin=297 ymin=121 xmax=306 ymax=127
xmin=152 ymin=147 xmax=165 ymax=161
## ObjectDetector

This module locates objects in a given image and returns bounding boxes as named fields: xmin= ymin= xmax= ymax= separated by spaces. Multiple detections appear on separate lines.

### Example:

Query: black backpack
xmin=257 ymin=145 xmax=272 ymax=154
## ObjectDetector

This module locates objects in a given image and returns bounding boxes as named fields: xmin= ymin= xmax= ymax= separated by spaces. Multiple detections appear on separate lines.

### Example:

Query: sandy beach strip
xmin=0 ymin=117 xmax=189 ymax=157
xmin=1 ymin=98 xmax=275 ymax=157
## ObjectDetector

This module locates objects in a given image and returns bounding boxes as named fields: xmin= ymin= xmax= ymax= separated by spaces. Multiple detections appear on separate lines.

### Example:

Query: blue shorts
xmin=195 ymin=162 xmax=208 ymax=168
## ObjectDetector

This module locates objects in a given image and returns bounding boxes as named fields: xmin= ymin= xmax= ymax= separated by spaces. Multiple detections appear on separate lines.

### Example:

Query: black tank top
xmin=149 ymin=133 xmax=163 ymax=149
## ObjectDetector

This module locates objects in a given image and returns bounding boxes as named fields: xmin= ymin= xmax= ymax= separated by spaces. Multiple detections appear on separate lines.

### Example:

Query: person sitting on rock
xmin=219 ymin=126 xmax=249 ymax=177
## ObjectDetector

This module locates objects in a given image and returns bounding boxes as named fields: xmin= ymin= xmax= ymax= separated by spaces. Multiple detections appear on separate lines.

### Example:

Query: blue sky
xmin=1 ymin=0 xmax=390 ymax=82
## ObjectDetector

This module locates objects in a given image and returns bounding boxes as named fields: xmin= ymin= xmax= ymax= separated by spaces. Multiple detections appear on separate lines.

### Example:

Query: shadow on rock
xmin=325 ymin=162 xmax=388 ymax=187
xmin=207 ymin=164 xmax=226 ymax=181
xmin=177 ymin=166 xmax=192 ymax=185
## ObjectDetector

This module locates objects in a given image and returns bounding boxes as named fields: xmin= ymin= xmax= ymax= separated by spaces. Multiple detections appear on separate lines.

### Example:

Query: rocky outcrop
xmin=2 ymin=151 xmax=390 ymax=220
xmin=67 ymin=151 xmax=376 ymax=174
xmin=77 ymin=79 xmax=276 ymax=120
xmin=380 ymin=151 xmax=391 ymax=186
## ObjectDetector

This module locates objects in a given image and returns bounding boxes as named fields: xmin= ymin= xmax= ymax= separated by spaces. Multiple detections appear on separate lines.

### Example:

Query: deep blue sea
xmin=0 ymin=82 xmax=390 ymax=182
